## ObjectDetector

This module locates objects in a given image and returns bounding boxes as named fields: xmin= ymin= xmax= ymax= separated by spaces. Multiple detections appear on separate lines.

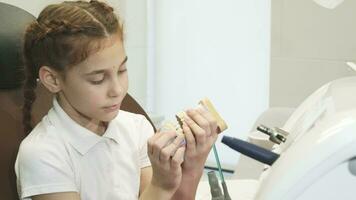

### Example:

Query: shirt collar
xmin=47 ymin=98 xmax=120 ymax=155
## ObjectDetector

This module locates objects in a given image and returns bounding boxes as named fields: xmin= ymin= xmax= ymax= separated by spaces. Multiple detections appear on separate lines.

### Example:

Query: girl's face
xmin=57 ymin=34 xmax=128 ymax=124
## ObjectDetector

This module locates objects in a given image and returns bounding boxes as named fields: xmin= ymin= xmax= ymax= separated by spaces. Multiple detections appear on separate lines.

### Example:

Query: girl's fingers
xmin=196 ymin=106 xmax=218 ymax=137
xmin=187 ymin=109 xmax=211 ymax=134
xmin=148 ymin=131 xmax=177 ymax=161
xmin=171 ymin=146 xmax=186 ymax=169
xmin=159 ymin=134 xmax=185 ymax=162
xmin=147 ymin=131 xmax=165 ymax=155
xmin=182 ymin=122 xmax=196 ymax=150
xmin=184 ymin=111 xmax=207 ymax=146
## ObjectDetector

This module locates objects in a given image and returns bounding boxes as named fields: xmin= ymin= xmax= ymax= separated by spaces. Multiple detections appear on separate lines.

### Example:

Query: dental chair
xmin=0 ymin=3 xmax=155 ymax=200
xmin=197 ymin=76 xmax=356 ymax=199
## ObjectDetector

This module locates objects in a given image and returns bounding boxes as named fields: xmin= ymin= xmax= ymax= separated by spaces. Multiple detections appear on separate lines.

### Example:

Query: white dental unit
xmin=196 ymin=76 xmax=356 ymax=199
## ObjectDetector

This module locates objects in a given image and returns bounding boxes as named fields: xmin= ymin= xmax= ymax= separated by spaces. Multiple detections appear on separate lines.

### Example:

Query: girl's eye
xmin=119 ymin=69 xmax=127 ymax=74
xmin=90 ymin=79 xmax=104 ymax=85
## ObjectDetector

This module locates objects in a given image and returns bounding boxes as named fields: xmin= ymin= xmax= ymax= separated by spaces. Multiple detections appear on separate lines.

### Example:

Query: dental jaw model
xmin=161 ymin=98 xmax=228 ymax=134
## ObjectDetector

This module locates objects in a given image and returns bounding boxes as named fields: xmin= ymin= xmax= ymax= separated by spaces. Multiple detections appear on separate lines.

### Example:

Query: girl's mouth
xmin=103 ymin=104 xmax=120 ymax=112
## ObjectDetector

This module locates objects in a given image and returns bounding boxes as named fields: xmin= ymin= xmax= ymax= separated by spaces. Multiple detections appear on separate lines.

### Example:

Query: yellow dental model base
xmin=199 ymin=98 xmax=228 ymax=133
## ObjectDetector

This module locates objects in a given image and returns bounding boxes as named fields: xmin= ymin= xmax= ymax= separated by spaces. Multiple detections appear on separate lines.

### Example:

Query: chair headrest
xmin=0 ymin=3 xmax=35 ymax=90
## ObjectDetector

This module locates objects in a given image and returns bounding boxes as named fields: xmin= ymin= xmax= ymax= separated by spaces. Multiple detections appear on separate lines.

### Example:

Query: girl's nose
xmin=108 ymin=78 xmax=123 ymax=98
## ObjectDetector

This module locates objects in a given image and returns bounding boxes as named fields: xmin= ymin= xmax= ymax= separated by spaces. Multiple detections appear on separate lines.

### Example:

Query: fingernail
xmin=180 ymin=139 xmax=186 ymax=146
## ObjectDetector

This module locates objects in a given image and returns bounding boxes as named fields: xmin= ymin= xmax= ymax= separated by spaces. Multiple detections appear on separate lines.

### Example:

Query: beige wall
xmin=270 ymin=0 xmax=356 ymax=107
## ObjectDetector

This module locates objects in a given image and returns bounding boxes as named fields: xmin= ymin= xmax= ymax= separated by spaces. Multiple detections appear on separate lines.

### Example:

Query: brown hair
xmin=22 ymin=0 xmax=123 ymax=134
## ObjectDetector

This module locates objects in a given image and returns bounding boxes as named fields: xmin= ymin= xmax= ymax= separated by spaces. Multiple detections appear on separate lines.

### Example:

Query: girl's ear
xmin=38 ymin=66 xmax=62 ymax=93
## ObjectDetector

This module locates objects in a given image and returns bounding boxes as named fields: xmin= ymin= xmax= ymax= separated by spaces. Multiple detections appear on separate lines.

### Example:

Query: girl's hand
xmin=147 ymin=131 xmax=186 ymax=193
xmin=181 ymin=107 xmax=219 ymax=176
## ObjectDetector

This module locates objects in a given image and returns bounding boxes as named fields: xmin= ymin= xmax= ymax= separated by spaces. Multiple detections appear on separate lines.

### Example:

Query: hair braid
xmin=22 ymin=70 xmax=37 ymax=134
xmin=36 ymin=19 xmax=103 ymax=41
xmin=90 ymin=0 xmax=114 ymax=13
xmin=22 ymin=21 xmax=41 ymax=134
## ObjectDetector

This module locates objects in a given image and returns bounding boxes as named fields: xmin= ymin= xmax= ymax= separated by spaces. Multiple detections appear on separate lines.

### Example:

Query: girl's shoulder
xmin=111 ymin=110 xmax=154 ymax=143
xmin=17 ymin=115 xmax=68 ymax=163
xmin=113 ymin=110 xmax=150 ymax=128
xmin=115 ymin=109 xmax=145 ymax=119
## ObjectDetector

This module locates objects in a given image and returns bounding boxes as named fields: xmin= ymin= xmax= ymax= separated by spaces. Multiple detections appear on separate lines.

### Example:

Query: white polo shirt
xmin=15 ymin=98 xmax=154 ymax=200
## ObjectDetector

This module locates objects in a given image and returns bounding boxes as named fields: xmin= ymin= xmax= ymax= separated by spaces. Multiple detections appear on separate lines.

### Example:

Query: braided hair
xmin=22 ymin=0 xmax=123 ymax=134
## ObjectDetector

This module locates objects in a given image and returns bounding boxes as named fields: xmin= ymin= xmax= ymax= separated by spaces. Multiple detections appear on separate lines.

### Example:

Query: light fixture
xmin=313 ymin=0 xmax=345 ymax=9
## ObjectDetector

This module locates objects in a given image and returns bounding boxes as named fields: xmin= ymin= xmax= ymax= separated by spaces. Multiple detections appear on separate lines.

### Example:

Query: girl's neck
xmin=56 ymin=95 xmax=107 ymax=136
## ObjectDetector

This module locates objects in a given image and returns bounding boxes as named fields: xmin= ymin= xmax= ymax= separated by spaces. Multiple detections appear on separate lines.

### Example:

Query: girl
xmin=15 ymin=1 xmax=218 ymax=200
